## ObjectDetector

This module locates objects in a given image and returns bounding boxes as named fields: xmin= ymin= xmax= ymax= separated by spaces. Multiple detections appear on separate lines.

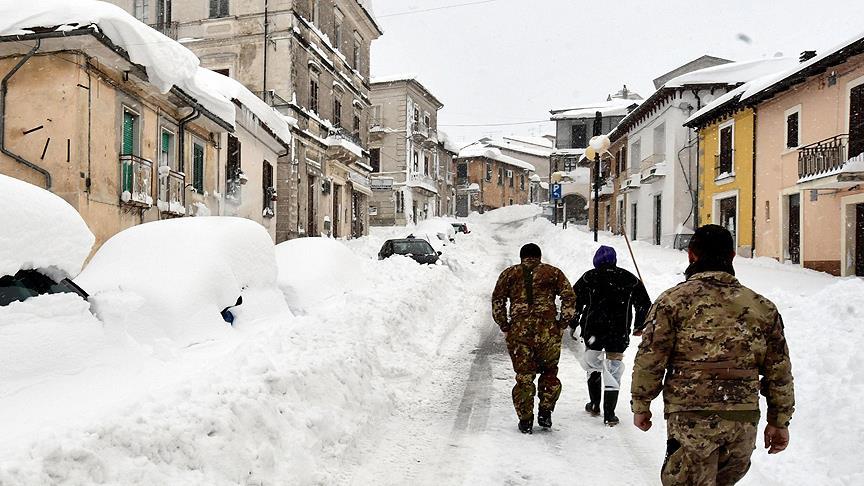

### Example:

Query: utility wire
xmin=439 ymin=119 xmax=550 ymax=127
xmin=377 ymin=0 xmax=500 ymax=19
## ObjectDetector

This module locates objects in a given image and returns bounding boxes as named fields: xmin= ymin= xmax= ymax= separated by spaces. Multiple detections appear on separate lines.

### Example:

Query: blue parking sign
xmin=551 ymin=183 xmax=562 ymax=200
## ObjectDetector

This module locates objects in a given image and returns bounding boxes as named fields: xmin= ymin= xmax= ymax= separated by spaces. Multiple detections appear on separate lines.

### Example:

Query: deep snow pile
xmin=75 ymin=217 xmax=291 ymax=347
xmin=0 ymin=174 xmax=94 ymax=280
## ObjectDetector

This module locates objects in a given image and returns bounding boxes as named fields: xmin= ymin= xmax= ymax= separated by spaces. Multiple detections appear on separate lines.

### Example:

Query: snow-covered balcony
xmin=797 ymin=135 xmax=864 ymax=188
xmin=407 ymin=173 xmax=438 ymax=195
xmin=640 ymin=162 xmax=668 ymax=184
xmin=423 ymin=127 xmax=439 ymax=148
xmin=119 ymin=155 xmax=153 ymax=208
xmin=325 ymin=128 xmax=364 ymax=164
xmin=620 ymin=174 xmax=641 ymax=192
xmin=411 ymin=121 xmax=430 ymax=142
xmin=639 ymin=153 xmax=666 ymax=171
xmin=592 ymin=179 xmax=615 ymax=198
xmin=157 ymin=166 xmax=186 ymax=216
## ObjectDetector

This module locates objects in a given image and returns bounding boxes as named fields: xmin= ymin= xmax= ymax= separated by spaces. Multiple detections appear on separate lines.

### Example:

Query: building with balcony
xmin=608 ymin=56 xmax=785 ymax=248
xmin=367 ymin=76 xmax=444 ymax=225
xmin=551 ymin=87 xmax=641 ymax=226
xmin=108 ymin=0 xmax=382 ymax=240
xmin=454 ymin=147 xmax=534 ymax=216
xmin=737 ymin=35 xmax=864 ymax=276
xmin=0 ymin=9 xmax=293 ymax=250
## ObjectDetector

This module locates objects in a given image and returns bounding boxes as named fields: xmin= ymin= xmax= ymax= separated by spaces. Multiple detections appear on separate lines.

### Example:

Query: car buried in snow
xmin=450 ymin=222 xmax=470 ymax=234
xmin=378 ymin=236 xmax=441 ymax=265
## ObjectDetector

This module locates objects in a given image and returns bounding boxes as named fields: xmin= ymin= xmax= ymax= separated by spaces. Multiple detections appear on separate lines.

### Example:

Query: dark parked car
xmin=0 ymin=269 xmax=89 ymax=307
xmin=451 ymin=222 xmax=470 ymax=234
xmin=378 ymin=237 xmax=441 ymax=264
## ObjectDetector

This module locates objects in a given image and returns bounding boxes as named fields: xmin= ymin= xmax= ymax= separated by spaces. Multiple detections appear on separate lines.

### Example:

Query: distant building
xmin=367 ymin=77 xmax=445 ymax=225
xmin=454 ymin=146 xmax=534 ymax=216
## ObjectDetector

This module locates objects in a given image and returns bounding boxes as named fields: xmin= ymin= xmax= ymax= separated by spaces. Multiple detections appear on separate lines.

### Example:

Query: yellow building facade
xmin=696 ymin=108 xmax=755 ymax=256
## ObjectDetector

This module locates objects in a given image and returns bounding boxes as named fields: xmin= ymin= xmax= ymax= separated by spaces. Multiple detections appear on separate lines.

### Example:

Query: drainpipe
xmin=691 ymin=89 xmax=702 ymax=228
xmin=263 ymin=0 xmax=269 ymax=95
xmin=751 ymin=110 xmax=758 ymax=257
xmin=0 ymin=39 xmax=51 ymax=188
xmin=178 ymin=108 xmax=200 ymax=174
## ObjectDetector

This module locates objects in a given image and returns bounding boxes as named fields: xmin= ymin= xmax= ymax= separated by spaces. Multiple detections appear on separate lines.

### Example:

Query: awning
xmin=350 ymin=181 xmax=373 ymax=197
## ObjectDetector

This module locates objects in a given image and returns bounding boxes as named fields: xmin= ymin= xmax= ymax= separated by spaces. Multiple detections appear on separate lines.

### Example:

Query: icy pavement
xmin=0 ymin=206 xmax=861 ymax=485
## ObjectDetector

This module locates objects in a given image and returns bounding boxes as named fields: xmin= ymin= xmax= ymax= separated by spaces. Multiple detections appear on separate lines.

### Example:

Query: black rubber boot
xmin=603 ymin=390 xmax=620 ymax=426
xmin=585 ymin=372 xmax=601 ymax=416
xmin=538 ymin=408 xmax=552 ymax=428
xmin=518 ymin=416 xmax=534 ymax=434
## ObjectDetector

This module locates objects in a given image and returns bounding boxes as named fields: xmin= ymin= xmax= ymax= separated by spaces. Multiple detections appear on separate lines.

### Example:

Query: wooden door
xmin=719 ymin=196 xmax=737 ymax=245
xmin=788 ymin=194 xmax=801 ymax=264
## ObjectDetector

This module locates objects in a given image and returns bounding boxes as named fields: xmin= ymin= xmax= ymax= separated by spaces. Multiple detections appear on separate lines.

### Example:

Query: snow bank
xmin=0 ymin=174 xmax=94 ymax=280
xmin=275 ymin=237 xmax=366 ymax=314
xmin=0 ymin=0 xmax=197 ymax=95
xmin=468 ymin=204 xmax=542 ymax=225
xmin=75 ymin=217 xmax=290 ymax=346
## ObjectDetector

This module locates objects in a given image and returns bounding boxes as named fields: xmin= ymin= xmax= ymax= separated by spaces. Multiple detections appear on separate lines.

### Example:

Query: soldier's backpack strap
xmin=521 ymin=264 xmax=534 ymax=305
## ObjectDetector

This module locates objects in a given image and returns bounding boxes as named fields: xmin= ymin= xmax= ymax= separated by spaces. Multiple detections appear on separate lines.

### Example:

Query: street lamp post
xmin=587 ymin=112 xmax=611 ymax=243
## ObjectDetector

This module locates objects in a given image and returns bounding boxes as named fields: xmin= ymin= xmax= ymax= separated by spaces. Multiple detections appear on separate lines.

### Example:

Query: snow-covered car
xmin=450 ymin=222 xmax=470 ymax=234
xmin=0 ymin=174 xmax=94 ymax=306
xmin=415 ymin=219 xmax=457 ymax=244
xmin=378 ymin=237 xmax=441 ymax=265
xmin=75 ymin=217 xmax=292 ymax=346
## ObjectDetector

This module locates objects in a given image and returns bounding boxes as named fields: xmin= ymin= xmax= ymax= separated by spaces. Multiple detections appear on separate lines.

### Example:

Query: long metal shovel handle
xmin=623 ymin=229 xmax=645 ymax=284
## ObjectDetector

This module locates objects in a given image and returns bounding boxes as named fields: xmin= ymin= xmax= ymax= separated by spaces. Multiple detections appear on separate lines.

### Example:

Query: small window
xmin=160 ymin=127 xmax=175 ymax=170
xmin=370 ymin=148 xmax=380 ymax=172
xmin=414 ymin=107 xmax=420 ymax=123
xmin=786 ymin=110 xmax=800 ymax=149
xmin=309 ymin=68 xmax=320 ymax=114
xmin=134 ymin=0 xmax=149 ymax=23
xmin=413 ymin=151 xmax=419 ymax=173
xmin=193 ymin=141 xmax=205 ymax=193
xmin=485 ymin=162 xmax=492 ymax=182
xmin=572 ymin=123 xmax=587 ymax=148
xmin=653 ymin=123 xmax=666 ymax=157
xmin=353 ymin=112 xmax=361 ymax=135
xmin=334 ymin=8 xmax=344 ymax=48
xmin=630 ymin=139 xmax=641 ymax=170
xmin=121 ymin=109 xmax=139 ymax=156
xmin=508 ymin=171 xmax=514 ymax=188
xmin=457 ymin=163 xmax=468 ymax=179
xmin=333 ymin=97 xmax=342 ymax=127
xmin=209 ymin=0 xmax=229 ymax=18
xmin=424 ymin=113 xmax=430 ymax=128
xmin=424 ymin=154 xmax=431 ymax=176
xmin=497 ymin=167 xmax=503 ymax=186
xmin=371 ymin=105 xmax=382 ymax=126
xmin=718 ymin=123 xmax=734 ymax=175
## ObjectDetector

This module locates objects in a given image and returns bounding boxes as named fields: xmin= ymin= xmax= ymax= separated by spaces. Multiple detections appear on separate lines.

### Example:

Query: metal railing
xmin=328 ymin=127 xmax=363 ymax=148
xmin=119 ymin=155 xmax=153 ymax=206
xmin=149 ymin=21 xmax=179 ymax=40
xmin=158 ymin=167 xmax=185 ymax=215
xmin=715 ymin=149 xmax=735 ymax=178
xmin=411 ymin=121 xmax=429 ymax=139
xmin=798 ymin=134 xmax=848 ymax=180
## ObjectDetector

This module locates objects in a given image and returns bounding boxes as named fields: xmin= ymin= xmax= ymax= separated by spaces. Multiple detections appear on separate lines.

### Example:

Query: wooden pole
xmin=623 ymin=228 xmax=644 ymax=283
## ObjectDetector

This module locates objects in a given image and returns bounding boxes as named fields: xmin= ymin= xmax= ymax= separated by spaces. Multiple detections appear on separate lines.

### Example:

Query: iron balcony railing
xmin=798 ymin=134 xmax=849 ymax=180
xmin=715 ymin=149 xmax=735 ymax=178
xmin=328 ymin=127 xmax=363 ymax=148
xmin=149 ymin=21 xmax=179 ymax=40
xmin=158 ymin=166 xmax=186 ymax=215
xmin=411 ymin=121 xmax=429 ymax=139
xmin=119 ymin=154 xmax=153 ymax=207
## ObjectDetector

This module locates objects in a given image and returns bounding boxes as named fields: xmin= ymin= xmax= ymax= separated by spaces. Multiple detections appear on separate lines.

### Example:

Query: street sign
xmin=551 ymin=183 xmax=562 ymax=200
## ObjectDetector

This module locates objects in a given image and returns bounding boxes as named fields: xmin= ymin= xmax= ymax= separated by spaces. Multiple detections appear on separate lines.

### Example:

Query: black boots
xmin=585 ymin=372 xmax=601 ymax=416
xmin=518 ymin=417 xmax=533 ymax=434
xmin=603 ymin=390 xmax=620 ymax=426
xmin=537 ymin=408 xmax=552 ymax=428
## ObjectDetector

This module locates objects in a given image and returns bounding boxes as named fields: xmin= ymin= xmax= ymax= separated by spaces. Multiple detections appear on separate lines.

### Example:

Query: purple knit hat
xmin=593 ymin=245 xmax=617 ymax=268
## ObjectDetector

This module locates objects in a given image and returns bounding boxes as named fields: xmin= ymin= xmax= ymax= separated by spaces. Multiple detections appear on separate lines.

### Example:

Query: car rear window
xmin=392 ymin=240 xmax=434 ymax=255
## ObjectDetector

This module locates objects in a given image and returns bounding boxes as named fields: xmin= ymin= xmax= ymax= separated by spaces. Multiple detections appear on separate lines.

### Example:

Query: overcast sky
xmin=369 ymin=0 xmax=864 ymax=146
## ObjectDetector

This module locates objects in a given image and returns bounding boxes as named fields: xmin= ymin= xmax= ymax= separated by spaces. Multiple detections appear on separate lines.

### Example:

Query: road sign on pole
xmin=551 ymin=183 xmax=562 ymax=200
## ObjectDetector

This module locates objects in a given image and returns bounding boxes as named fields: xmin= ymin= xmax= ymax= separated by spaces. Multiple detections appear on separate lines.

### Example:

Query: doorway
xmin=856 ymin=204 xmax=864 ymax=276
xmin=850 ymin=84 xmax=864 ymax=159
xmin=788 ymin=193 xmax=800 ymax=264
xmin=719 ymin=196 xmax=737 ymax=247
xmin=653 ymin=195 xmax=662 ymax=246
xmin=332 ymin=184 xmax=341 ymax=238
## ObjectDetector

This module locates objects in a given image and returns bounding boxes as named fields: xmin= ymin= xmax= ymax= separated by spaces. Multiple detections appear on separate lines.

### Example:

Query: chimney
xmin=800 ymin=50 xmax=817 ymax=63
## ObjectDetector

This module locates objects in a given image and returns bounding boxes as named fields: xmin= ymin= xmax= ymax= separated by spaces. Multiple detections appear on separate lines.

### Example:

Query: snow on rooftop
xmin=550 ymin=98 xmax=641 ymax=120
xmin=684 ymin=57 xmax=800 ymax=125
xmin=370 ymin=73 xmax=419 ymax=84
xmin=481 ymin=136 xmax=554 ymax=158
xmin=665 ymin=56 xmax=798 ymax=88
xmin=458 ymin=145 xmax=536 ymax=172
xmin=0 ymin=174 xmax=94 ymax=280
xmin=0 ymin=0 xmax=294 ymax=145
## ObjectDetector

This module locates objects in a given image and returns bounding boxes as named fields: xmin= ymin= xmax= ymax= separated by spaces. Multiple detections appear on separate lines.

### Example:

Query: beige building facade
xmin=368 ymin=78 xmax=445 ymax=226
xmin=0 ymin=30 xmax=288 ymax=250
xmin=109 ymin=0 xmax=382 ymax=239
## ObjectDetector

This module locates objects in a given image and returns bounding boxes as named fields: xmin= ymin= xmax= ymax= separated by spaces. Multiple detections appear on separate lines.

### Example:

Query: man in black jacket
xmin=571 ymin=245 xmax=651 ymax=426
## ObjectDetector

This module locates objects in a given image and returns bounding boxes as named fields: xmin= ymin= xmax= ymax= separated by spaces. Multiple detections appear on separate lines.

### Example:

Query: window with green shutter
xmin=121 ymin=110 xmax=137 ymax=192
xmin=193 ymin=142 xmax=204 ymax=193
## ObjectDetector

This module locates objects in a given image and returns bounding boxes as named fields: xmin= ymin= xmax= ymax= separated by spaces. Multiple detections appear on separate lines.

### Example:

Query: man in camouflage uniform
xmin=492 ymin=243 xmax=577 ymax=434
xmin=631 ymin=225 xmax=794 ymax=485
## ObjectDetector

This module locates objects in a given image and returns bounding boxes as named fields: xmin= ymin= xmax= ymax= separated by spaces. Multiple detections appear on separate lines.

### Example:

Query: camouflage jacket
xmin=492 ymin=258 xmax=577 ymax=335
xmin=631 ymin=271 xmax=795 ymax=428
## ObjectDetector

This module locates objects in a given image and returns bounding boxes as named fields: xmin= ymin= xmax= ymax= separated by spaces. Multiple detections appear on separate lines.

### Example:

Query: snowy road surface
xmin=0 ymin=206 xmax=860 ymax=485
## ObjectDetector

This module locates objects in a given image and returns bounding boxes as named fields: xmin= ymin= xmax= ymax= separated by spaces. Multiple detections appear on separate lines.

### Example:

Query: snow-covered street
xmin=0 ymin=206 xmax=860 ymax=485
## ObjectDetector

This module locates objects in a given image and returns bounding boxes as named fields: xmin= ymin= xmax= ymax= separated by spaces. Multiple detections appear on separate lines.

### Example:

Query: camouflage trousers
xmin=505 ymin=321 xmax=564 ymax=421
xmin=662 ymin=412 xmax=757 ymax=486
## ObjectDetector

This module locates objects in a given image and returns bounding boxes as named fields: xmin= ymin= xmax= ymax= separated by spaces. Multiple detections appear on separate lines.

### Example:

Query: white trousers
xmin=581 ymin=349 xmax=624 ymax=391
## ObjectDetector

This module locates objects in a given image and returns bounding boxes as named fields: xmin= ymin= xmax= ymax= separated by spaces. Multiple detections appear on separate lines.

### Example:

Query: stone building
xmin=367 ymin=77 xmax=445 ymax=225
xmin=454 ymin=147 xmax=534 ymax=216
xmin=110 ymin=0 xmax=382 ymax=240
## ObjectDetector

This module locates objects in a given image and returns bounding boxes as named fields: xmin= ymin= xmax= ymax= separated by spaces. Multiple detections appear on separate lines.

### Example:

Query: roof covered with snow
xmin=550 ymin=98 xmax=641 ymax=120
xmin=665 ymin=56 xmax=798 ymax=88
xmin=478 ymin=136 xmax=554 ymax=158
xmin=0 ymin=174 xmax=94 ymax=279
xmin=0 ymin=0 xmax=293 ymax=146
xmin=457 ymin=145 xmax=536 ymax=172
xmin=370 ymin=74 xmax=443 ymax=108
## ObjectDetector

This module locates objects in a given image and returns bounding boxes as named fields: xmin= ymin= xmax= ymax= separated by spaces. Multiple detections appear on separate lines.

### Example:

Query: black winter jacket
xmin=570 ymin=265 xmax=651 ymax=353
